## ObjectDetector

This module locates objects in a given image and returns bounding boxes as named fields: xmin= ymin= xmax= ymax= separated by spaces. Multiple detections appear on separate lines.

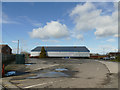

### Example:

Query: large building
xmin=30 ymin=46 xmax=90 ymax=58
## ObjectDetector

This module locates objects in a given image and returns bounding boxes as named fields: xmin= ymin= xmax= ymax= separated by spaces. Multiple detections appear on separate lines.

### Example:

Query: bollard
xmin=2 ymin=64 xmax=5 ymax=77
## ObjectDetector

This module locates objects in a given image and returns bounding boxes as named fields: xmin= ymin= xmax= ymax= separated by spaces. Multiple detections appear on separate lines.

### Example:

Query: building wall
xmin=108 ymin=52 xmax=120 ymax=56
xmin=90 ymin=55 xmax=108 ymax=59
xmin=30 ymin=51 xmax=90 ymax=57
xmin=31 ymin=52 xmax=40 ymax=57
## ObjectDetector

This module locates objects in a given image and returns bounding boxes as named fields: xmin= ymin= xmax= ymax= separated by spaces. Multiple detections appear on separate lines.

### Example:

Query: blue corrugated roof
xmin=31 ymin=46 xmax=90 ymax=52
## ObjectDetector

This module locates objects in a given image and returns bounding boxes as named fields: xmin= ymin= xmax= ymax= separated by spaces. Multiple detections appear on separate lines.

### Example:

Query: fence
xmin=0 ymin=53 xmax=26 ymax=65
xmin=16 ymin=54 xmax=25 ymax=64
xmin=1 ymin=54 xmax=16 ymax=65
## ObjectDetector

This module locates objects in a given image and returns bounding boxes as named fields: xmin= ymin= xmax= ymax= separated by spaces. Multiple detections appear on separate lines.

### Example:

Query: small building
xmin=90 ymin=53 xmax=108 ymax=59
xmin=0 ymin=44 xmax=12 ymax=54
xmin=108 ymin=52 xmax=120 ymax=57
xmin=30 ymin=46 xmax=90 ymax=58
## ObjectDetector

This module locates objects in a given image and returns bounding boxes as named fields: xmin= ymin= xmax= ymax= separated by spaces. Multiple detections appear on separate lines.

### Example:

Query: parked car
xmin=110 ymin=56 xmax=116 ymax=59
xmin=103 ymin=57 xmax=110 ymax=60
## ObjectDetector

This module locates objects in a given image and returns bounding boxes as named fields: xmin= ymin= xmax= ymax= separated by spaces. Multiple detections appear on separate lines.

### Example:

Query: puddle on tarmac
xmin=5 ymin=71 xmax=29 ymax=77
xmin=25 ymin=63 xmax=35 ymax=65
xmin=5 ymin=71 xmax=16 ymax=76
xmin=25 ymin=64 xmax=32 ymax=65
xmin=27 ymin=71 xmax=69 ymax=79
xmin=55 ymin=68 xmax=68 ymax=72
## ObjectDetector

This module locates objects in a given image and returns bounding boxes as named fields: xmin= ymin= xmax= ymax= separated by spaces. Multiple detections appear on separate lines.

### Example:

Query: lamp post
xmin=17 ymin=40 xmax=19 ymax=54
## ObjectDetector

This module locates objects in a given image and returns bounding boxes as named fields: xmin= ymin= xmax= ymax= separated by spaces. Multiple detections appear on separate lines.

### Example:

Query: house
xmin=108 ymin=52 xmax=120 ymax=57
xmin=108 ymin=52 xmax=120 ymax=59
xmin=0 ymin=44 xmax=12 ymax=54
xmin=90 ymin=53 xmax=108 ymax=59
xmin=30 ymin=46 xmax=90 ymax=58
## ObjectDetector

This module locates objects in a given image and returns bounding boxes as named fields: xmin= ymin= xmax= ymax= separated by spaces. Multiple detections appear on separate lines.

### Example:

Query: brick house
xmin=0 ymin=44 xmax=12 ymax=54
xmin=90 ymin=53 xmax=108 ymax=59
xmin=108 ymin=52 xmax=120 ymax=57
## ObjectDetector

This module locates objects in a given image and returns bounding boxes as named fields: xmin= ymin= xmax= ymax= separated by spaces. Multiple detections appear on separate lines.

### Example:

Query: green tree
xmin=39 ymin=47 xmax=47 ymax=58
xmin=116 ymin=54 xmax=120 ymax=62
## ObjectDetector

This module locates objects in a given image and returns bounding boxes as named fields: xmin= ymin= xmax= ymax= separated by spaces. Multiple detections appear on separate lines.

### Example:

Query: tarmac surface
xmin=97 ymin=60 xmax=118 ymax=73
xmin=2 ymin=58 xmax=118 ymax=89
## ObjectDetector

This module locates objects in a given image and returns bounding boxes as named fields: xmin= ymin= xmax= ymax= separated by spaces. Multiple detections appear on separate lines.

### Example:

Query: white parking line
xmin=24 ymin=80 xmax=63 ymax=88
xmin=34 ymin=64 xmax=59 ymax=71
xmin=24 ymin=83 xmax=47 ymax=88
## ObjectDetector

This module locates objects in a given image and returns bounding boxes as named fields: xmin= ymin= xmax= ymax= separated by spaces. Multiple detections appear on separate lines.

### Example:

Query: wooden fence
xmin=1 ymin=54 xmax=16 ymax=65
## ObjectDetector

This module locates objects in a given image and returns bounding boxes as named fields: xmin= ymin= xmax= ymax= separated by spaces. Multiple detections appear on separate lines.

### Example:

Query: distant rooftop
xmin=31 ymin=46 xmax=90 ymax=52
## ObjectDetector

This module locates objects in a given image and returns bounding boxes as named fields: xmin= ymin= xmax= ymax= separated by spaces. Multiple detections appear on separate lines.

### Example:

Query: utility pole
xmin=17 ymin=40 xmax=19 ymax=54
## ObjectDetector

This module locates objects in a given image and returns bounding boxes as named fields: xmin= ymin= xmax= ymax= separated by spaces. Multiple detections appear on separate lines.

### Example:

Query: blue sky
xmin=2 ymin=2 xmax=118 ymax=54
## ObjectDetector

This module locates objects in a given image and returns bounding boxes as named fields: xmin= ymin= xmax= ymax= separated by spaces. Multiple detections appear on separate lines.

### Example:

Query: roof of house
xmin=109 ymin=52 xmax=120 ymax=54
xmin=0 ymin=44 xmax=11 ymax=49
xmin=31 ymin=46 xmax=90 ymax=52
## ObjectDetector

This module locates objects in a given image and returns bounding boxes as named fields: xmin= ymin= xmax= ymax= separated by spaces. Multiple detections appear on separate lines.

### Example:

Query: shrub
xmin=110 ymin=54 xmax=120 ymax=62
xmin=39 ymin=47 xmax=47 ymax=58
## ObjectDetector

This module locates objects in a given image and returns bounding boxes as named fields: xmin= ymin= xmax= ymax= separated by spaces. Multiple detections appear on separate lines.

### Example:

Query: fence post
xmin=2 ymin=64 xmax=5 ymax=77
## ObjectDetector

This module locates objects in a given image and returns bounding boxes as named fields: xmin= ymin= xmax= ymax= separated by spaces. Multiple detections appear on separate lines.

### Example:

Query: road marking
xmin=34 ymin=64 xmax=59 ymax=71
xmin=72 ymin=78 xmax=76 ymax=80
xmin=26 ymin=64 xmax=59 ymax=72
xmin=24 ymin=80 xmax=63 ymax=88
xmin=24 ymin=83 xmax=47 ymax=88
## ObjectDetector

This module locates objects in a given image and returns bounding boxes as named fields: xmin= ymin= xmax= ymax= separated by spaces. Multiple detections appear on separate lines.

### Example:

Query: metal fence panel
xmin=16 ymin=54 xmax=25 ymax=64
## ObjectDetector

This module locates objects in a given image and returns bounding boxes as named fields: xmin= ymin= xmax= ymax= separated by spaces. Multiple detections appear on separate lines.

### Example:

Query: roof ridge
xmin=31 ymin=46 xmax=90 ymax=52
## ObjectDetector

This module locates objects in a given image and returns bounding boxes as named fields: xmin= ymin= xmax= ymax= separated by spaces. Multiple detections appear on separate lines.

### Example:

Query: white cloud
xmin=76 ymin=34 xmax=83 ymax=39
xmin=70 ymin=2 xmax=118 ymax=38
xmin=18 ymin=16 xmax=42 ymax=27
xmin=32 ymin=23 xmax=42 ymax=27
xmin=73 ymin=34 xmax=84 ymax=40
xmin=89 ymin=45 xmax=118 ymax=54
xmin=70 ymin=31 xmax=84 ymax=40
xmin=114 ymin=34 xmax=120 ymax=37
xmin=107 ymin=38 xmax=116 ymax=42
xmin=29 ymin=21 xmax=69 ymax=39
xmin=99 ymin=45 xmax=118 ymax=53
xmin=2 ymin=13 xmax=18 ymax=24
xmin=42 ymin=40 xmax=60 ymax=43
xmin=12 ymin=41 xmax=18 ymax=43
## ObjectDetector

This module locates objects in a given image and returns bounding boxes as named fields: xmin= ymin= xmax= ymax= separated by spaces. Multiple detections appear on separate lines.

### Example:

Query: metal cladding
xmin=30 ymin=46 xmax=90 ymax=58
xmin=31 ymin=46 xmax=90 ymax=52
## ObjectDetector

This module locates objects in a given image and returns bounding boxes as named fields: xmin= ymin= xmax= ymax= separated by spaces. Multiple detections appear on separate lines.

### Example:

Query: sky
xmin=1 ymin=2 xmax=118 ymax=54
